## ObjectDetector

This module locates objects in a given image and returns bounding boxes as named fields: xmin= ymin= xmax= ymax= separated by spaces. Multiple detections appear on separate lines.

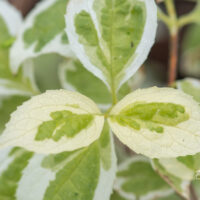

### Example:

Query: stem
xmin=189 ymin=184 xmax=198 ymax=200
xmin=111 ymin=84 xmax=117 ymax=105
xmin=164 ymin=0 xmax=179 ymax=85
xmin=168 ymin=31 xmax=178 ymax=86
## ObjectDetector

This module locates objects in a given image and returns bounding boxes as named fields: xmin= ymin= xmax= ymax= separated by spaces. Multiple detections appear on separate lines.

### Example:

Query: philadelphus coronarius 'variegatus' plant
xmin=0 ymin=0 xmax=200 ymax=199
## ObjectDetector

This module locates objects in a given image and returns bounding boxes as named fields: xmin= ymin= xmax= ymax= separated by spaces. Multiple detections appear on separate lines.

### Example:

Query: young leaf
xmin=0 ymin=124 xmax=117 ymax=200
xmin=108 ymin=87 xmax=200 ymax=158
xmin=112 ymin=156 xmax=173 ymax=200
xmin=10 ymin=0 xmax=75 ymax=74
xmin=0 ymin=90 xmax=104 ymax=154
xmin=65 ymin=0 xmax=157 ymax=90
xmin=0 ymin=95 xmax=29 ymax=134
xmin=0 ymin=1 xmax=38 ymax=95
xmin=152 ymin=159 xmax=190 ymax=199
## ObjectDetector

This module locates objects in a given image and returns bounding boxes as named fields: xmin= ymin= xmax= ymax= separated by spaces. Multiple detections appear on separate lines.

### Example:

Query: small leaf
xmin=108 ymin=87 xmax=200 ymax=158
xmin=0 ymin=90 xmax=104 ymax=154
xmin=112 ymin=156 xmax=173 ymax=200
xmin=65 ymin=0 xmax=157 ymax=90
xmin=10 ymin=0 xmax=74 ymax=74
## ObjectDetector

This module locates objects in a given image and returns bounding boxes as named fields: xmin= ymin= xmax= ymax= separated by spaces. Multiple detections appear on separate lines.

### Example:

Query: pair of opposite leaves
xmin=0 ymin=87 xmax=200 ymax=158
xmin=0 ymin=0 xmax=200 ymax=158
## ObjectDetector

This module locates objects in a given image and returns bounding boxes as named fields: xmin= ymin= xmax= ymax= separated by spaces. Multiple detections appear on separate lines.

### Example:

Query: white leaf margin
xmin=65 ymin=0 xmax=157 ymax=90
xmin=94 ymin=132 xmax=117 ymax=200
xmin=0 ymin=90 xmax=104 ymax=154
xmin=114 ymin=156 xmax=174 ymax=200
xmin=10 ymin=0 xmax=75 ymax=74
xmin=0 ymin=0 xmax=22 ymax=36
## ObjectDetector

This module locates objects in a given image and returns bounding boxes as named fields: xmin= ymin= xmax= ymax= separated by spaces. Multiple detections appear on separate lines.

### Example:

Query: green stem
xmin=165 ymin=0 xmax=178 ymax=35
xmin=111 ymin=84 xmax=117 ymax=105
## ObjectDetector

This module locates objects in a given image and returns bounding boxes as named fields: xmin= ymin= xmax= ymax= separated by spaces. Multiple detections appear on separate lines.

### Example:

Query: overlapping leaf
xmin=65 ymin=0 xmax=157 ymax=90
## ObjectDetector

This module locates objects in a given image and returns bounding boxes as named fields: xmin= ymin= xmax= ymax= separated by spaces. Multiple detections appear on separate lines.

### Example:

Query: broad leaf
xmin=0 ymin=95 xmax=29 ymax=134
xmin=0 ymin=1 xmax=38 ymax=96
xmin=10 ymin=0 xmax=74 ymax=74
xmin=112 ymin=156 xmax=173 ymax=200
xmin=152 ymin=159 xmax=190 ymax=199
xmin=65 ymin=0 xmax=157 ymax=90
xmin=0 ymin=90 xmax=104 ymax=154
xmin=0 ymin=123 xmax=117 ymax=200
xmin=108 ymin=87 xmax=200 ymax=158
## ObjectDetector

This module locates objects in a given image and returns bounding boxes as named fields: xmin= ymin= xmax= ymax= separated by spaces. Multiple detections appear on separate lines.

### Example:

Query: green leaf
xmin=108 ymin=87 xmax=200 ymax=158
xmin=0 ymin=147 xmax=34 ymax=199
xmin=152 ymin=159 xmax=190 ymax=199
xmin=58 ymin=58 xmax=138 ymax=108
xmin=0 ymin=95 xmax=29 ymax=134
xmin=112 ymin=156 xmax=173 ymax=200
xmin=0 ymin=90 xmax=104 ymax=154
xmin=0 ymin=1 xmax=38 ymax=96
xmin=112 ymin=102 xmax=189 ymax=134
xmin=0 ymin=123 xmax=116 ymax=200
xmin=176 ymin=78 xmax=200 ymax=103
xmin=10 ymin=0 xmax=74 ymax=74
xmin=65 ymin=0 xmax=157 ymax=90
xmin=35 ymin=110 xmax=94 ymax=141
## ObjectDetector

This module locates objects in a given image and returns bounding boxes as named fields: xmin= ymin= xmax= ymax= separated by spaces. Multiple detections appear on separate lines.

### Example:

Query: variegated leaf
xmin=112 ymin=156 xmax=173 ymax=200
xmin=0 ymin=123 xmax=116 ymax=200
xmin=10 ymin=0 xmax=75 ymax=74
xmin=108 ymin=87 xmax=200 ymax=158
xmin=58 ymin=58 xmax=144 ymax=110
xmin=65 ymin=0 xmax=157 ymax=90
xmin=0 ymin=90 xmax=104 ymax=154
xmin=0 ymin=1 xmax=38 ymax=95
